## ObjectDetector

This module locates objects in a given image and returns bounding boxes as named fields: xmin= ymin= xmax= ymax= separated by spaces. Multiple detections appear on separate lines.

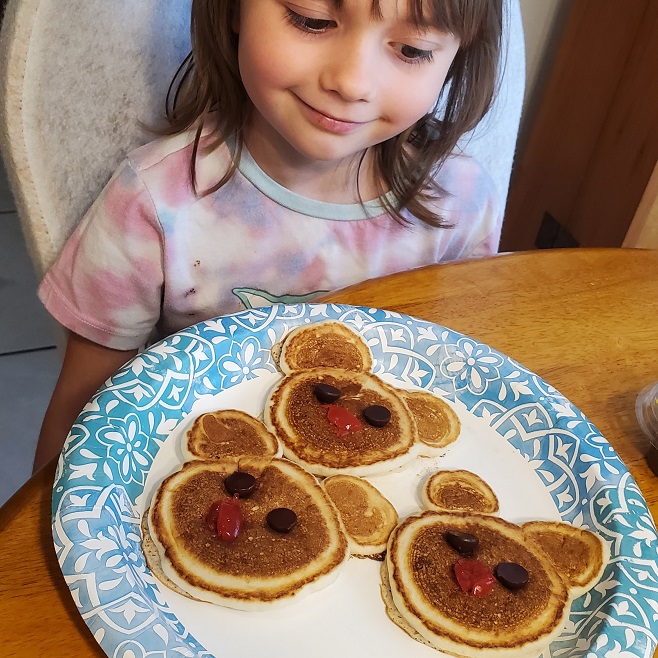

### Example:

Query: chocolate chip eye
xmin=363 ymin=405 xmax=391 ymax=427
xmin=266 ymin=508 xmax=297 ymax=533
xmin=444 ymin=530 xmax=479 ymax=556
xmin=314 ymin=383 xmax=341 ymax=403
xmin=495 ymin=562 xmax=529 ymax=590
xmin=224 ymin=471 xmax=257 ymax=498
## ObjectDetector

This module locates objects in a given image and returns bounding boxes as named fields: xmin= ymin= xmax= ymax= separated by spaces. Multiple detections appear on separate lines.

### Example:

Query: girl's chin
xmin=279 ymin=136 xmax=372 ymax=166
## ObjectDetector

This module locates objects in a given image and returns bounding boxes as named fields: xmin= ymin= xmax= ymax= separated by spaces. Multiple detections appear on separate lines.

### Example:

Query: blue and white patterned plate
xmin=52 ymin=304 xmax=658 ymax=658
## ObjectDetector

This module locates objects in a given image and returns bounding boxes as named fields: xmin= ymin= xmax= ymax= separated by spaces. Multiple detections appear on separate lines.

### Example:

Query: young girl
xmin=34 ymin=0 xmax=503 ymax=471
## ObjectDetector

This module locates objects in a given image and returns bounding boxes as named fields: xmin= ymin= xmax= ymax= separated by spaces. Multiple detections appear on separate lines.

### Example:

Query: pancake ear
xmin=521 ymin=520 xmax=609 ymax=598
xmin=420 ymin=469 xmax=499 ymax=514
xmin=278 ymin=321 xmax=373 ymax=374
xmin=184 ymin=409 xmax=282 ymax=461
xmin=398 ymin=389 xmax=461 ymax=457
xmin=322 ymin=474 xmax=398 ymax=559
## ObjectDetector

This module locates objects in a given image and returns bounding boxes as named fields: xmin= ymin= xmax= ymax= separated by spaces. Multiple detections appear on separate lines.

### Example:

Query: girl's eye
xmin=285 ymin=8 xmax=335 ymax=33
xmin=398 ymin=44 xmax=434 ymax=64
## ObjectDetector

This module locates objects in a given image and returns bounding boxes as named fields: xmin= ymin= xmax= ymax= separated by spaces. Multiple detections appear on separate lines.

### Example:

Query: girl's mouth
xmin=297 ymin=98 xmax=369 ymax=135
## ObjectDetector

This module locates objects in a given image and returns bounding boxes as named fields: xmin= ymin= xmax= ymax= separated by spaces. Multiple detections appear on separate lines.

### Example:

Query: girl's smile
xmin=295 ymin=96 xmax=372 ymax=135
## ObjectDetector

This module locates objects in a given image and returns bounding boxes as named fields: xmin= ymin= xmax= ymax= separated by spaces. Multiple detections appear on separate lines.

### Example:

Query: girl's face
xmin=236 ymin=0 xmax=460 ymax=169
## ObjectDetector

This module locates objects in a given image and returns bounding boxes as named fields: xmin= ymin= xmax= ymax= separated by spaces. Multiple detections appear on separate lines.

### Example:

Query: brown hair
xmin=163 ymin=0 xmax=503 ymax=228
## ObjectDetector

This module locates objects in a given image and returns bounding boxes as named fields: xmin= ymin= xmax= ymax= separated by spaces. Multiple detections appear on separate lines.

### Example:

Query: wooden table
xmin=1 ymin=247 xmax=657 ymax=657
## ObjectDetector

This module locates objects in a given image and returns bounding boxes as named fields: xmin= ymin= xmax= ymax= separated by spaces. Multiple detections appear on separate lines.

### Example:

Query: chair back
xmin=0 ymin=0 xmax=191 ymax=275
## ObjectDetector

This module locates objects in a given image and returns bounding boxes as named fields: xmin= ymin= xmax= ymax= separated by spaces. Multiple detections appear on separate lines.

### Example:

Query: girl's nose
xmin=319 ymin=38 xmax=377 ymax=103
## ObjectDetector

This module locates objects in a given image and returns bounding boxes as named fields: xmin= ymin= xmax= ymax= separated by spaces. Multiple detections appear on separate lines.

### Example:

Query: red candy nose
xmin=205 ymin=501 xmax=221 ymax=531
xmin=215 ymin=495 xmax=244 ymax=542
xmin=323 ymin=404 xmax=362 ymax=437
xmin=453 ymin=558 xmax=496 ymax=596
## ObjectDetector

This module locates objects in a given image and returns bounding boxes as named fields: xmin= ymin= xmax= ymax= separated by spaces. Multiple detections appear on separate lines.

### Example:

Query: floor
xmin=0 ymin=159 xmax=61 ymax=507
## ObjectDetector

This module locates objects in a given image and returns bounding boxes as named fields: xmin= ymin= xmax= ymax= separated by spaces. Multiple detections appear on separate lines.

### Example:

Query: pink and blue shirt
xmin=39 ymin=127 xmax=502 ymax=350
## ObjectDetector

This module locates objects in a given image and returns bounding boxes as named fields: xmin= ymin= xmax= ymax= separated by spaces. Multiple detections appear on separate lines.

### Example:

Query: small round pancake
xmin=422 ymin=469 xmax=499 ymax=514
xmin=147 ymin=458 xmax=349 ymax=609
xmin=322 ymin=475 xmax=398 ymax=558
xmin=278 ymin=321 xmax=373 ymax=374
xmin=399 ymin=389 xmax=461 ymax=456
xmin=386 ymin=511 xmax=570 ymax=658
xmin=522 ymin=520 xmax=608 ymax=597
xmin=265 ymin=367 xmax=418 ymax=477
xmin=184 ymin=409 xmax=281 ymax=461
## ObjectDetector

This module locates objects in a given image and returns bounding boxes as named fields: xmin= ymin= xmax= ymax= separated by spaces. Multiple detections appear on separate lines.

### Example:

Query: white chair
xmin=0 ymin=0 xmax=524 ymax=281
xmin=0 ymin=0 xmax=192 ymax=276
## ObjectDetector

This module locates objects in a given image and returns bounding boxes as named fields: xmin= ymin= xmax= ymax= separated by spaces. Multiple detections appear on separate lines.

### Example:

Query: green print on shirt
xmin=232 ymin=287 xmax=327 ymax=310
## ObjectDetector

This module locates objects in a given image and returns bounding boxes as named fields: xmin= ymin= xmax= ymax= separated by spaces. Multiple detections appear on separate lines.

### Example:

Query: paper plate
xmin=52 ymin=304 xmax=658 ymax=658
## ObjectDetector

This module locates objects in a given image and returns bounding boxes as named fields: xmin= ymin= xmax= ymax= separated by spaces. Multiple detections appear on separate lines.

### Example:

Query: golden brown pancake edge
xmin=184 ymin=409 xmax=281 ymax=461
xmin=322 ymin=474 xmax=398 ymax=558
xmin=522 ymin=520 xmax=609 ymax=597
xmin=148 ymin=458 xmax=350 ymax=609
xmin=264 ymin=367 xmax=420 ymax=476
xmin=422 ymin=469 xmax=500 ymax=514
xmin=278 ymin=321 xmax=373 ymax=374
xmin=386 ymin=511 xmax=571 ymax=658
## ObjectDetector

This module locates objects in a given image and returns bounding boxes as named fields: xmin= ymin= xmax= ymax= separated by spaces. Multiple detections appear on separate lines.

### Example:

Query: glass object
xmin=636 ymin=381 xmax=658 ymax=476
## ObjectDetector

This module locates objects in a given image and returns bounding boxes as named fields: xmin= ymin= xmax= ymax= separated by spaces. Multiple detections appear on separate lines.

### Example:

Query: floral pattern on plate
xmin=52 ymin=304 xmax=658 ymax=658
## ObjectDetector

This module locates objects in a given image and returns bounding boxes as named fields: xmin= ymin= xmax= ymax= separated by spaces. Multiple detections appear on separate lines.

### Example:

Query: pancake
xmin=422 ymin=470 xmax=499 ymax=514
xmin=322 ymin=474 xmax=398 ymax=558
xmin=184 ymin=409 xmax=281 ymax=461
xmin=399 ymin=389 xmax=461 ymax=456
xmin=146 ymin=457 xmax=349 ymax=609
xmin=386 ymin=511 xmax=570 ymax=658
xmin=142 ymin=512 xmax=196 ymax=599
xmin=264 ymin=367 xmax=419 ymax=476
xmin=278 ymin=321 xmax=373 ymax=374
xmin=522 ymin=520 xmax=608 ymax=598
xmin=379 ymin=560 xmax=435 ymax=649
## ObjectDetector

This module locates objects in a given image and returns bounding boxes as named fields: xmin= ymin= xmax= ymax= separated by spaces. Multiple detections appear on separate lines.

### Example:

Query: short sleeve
xmin=38 ymin=159 xmax=164 ymax=350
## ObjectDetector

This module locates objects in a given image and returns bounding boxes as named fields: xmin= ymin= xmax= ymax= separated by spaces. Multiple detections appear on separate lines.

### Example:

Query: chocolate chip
xmin=224 ymin=471 xmax=257 ymax=498
xmin=314 ymin=383 xmax=341 ymax=403
xmin=444 ymin=530 xmax=479 ymax=556
xmin=495 ymin=562 xmax=529 ymax=590
xmin=363 ymin=405 xmax=391 ymax=427
xmin=266 ymin=508 xmax=297 ymax=533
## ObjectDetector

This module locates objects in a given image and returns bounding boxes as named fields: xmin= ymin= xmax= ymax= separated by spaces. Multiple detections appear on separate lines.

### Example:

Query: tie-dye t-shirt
xmin=38 ymin=127 xmax=501 ymax=351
